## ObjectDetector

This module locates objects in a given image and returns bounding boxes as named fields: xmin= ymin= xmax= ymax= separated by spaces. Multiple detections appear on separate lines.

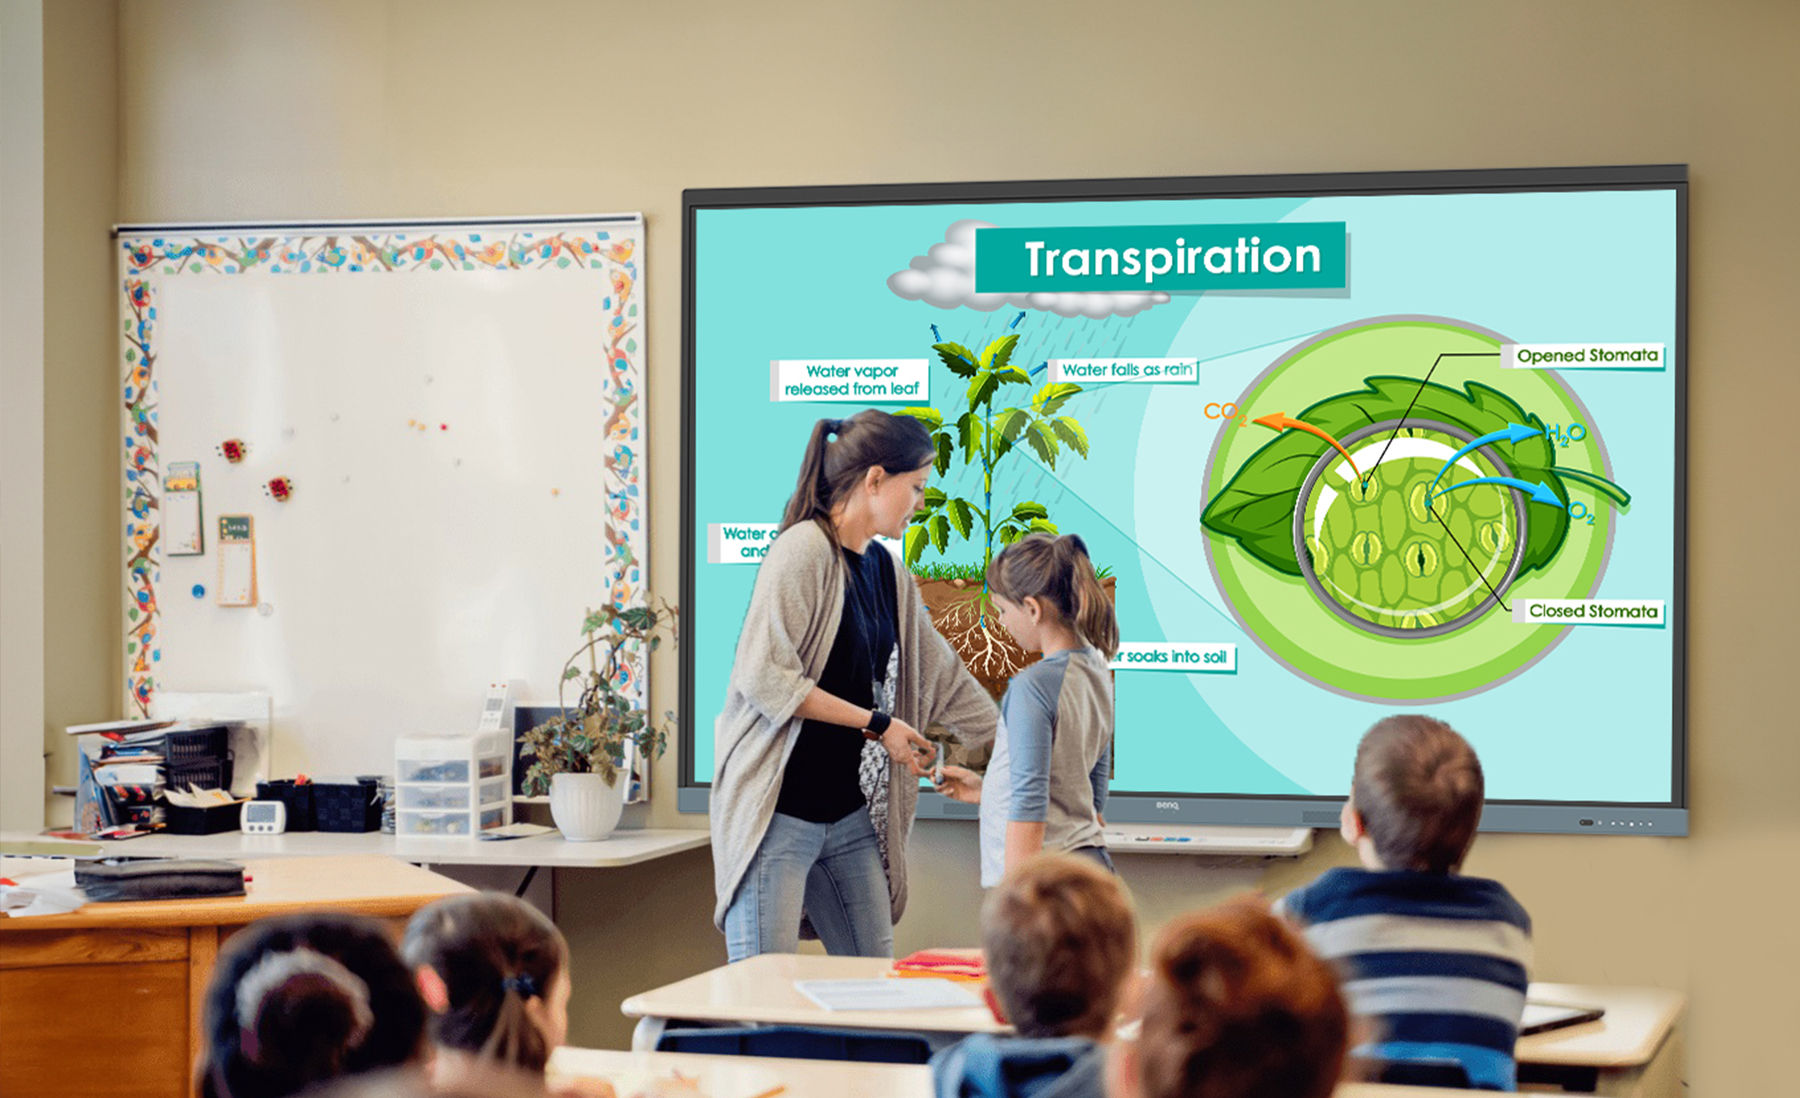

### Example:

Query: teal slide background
xmin=690 ymin=189 xmax=1677 ymax=804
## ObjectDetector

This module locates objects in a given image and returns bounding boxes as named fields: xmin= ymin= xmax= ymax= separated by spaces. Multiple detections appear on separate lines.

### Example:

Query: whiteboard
xmin=117 ymin=218 xmax=647 ymax=783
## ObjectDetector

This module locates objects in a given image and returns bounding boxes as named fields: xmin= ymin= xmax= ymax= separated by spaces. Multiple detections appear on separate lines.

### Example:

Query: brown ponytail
xmin=989 ymin=532 xmax=1118 ymax=659
xmin=779 ymin=410 xmax=936 ymax=534
xmin=402 ymin=893 xmax=567 ymax=1075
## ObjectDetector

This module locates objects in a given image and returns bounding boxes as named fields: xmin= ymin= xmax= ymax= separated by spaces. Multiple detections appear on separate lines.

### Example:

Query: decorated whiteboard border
xmin=116 ymin=216 xmax=648 ymax=779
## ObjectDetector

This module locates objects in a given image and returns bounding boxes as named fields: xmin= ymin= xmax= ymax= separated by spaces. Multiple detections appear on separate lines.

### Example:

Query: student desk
xmin=1517 ymin=982 xmax=1686 ymax=1098
xmin=0 ymin=854 xmax=469 ymax=1098
xmin=619 ymin=953 xmax=1005 ymax=1051
xmin=620 ymin=956 xmax=1685 ymax=1097
xmin=550 ymin=1048 xmax=1483 ymax=1098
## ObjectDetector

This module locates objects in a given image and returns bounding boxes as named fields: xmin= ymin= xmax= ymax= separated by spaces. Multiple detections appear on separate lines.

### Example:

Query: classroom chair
xmin=653 ymin=1024 xmax=934 ymax=1064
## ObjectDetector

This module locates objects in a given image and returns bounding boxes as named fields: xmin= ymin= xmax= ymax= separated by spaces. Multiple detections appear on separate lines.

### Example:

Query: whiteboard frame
xmin=114 ymin=214 xmax=649 ymax=789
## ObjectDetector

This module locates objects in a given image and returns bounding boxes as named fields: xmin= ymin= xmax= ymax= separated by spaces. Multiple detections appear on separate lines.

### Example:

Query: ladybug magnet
xmin=263 ymin=476 xmax=294 ymax=501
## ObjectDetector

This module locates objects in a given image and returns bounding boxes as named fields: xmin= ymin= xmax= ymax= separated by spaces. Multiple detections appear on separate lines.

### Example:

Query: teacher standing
xmin=711 ymin=410 xmax=998 ymax=960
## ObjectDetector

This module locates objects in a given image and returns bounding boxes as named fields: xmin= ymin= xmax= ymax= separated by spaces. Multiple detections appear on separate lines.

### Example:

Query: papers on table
xmin=794 ymin=977 xmax=982 ymax=1011
xmin=0 ymin=857 xmax=86 ymax=918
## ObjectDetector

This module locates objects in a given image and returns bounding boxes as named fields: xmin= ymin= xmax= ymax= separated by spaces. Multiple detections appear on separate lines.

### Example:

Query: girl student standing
xmin=711 ymin=410 xmax=998 ymax=960
xmin=935 ymin=532 xmax=1119 ymax=885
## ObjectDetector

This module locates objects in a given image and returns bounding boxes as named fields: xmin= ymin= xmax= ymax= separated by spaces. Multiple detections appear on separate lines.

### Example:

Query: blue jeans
xmin=724 ymin=808 xmax=894 ymax=962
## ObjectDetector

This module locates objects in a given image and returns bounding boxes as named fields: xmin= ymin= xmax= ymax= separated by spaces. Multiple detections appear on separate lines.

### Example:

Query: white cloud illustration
xmin=887 ymin=219 xmax=1170 ymax=319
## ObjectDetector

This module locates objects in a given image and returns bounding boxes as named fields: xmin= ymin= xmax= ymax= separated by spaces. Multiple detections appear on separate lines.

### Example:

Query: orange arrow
xmin=1253 ymin=412 xmax=1362 ymax=480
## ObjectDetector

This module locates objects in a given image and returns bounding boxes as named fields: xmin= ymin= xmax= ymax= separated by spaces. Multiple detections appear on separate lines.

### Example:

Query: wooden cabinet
xmin=0 ymin=855 xmax=468 ymax=1098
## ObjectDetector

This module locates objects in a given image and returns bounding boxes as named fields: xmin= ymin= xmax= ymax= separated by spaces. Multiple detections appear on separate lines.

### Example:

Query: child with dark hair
xmin=199 ymin=911 xmax=428 ymax=1098
xmin=1109 ymin=899 xmax=1349 ymax=1098
xmin=932 ymin=854 xmax=1137 ymax=1098
xmin=403 ymin=893 xmax=613 ymax=1098
xmin=1277 ymin=714 xmax=1533 ymax=1090
xmin=935 ymin=531 xmax=1118 ymax=884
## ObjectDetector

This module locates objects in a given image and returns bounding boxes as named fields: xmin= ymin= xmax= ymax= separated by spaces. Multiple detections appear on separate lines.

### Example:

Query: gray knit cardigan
xmin=709 ymin=518 xmax=998 ymax=932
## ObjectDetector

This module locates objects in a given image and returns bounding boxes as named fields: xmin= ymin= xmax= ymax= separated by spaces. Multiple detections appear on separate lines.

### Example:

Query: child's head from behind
xmin=1344 ymin=714 xmax=1485 ymax=873
xmin=981 ymin=853 xmax=1135 ymax=1040
xmin=989 ymin=532 xmax=1119 ymax=660
xmin=201 ymin=911 xmax=427 ymax=1098
xmin=1117 ymin=899 xmax=1347 ymax=1098
xmin=402 ymin=892 xmax=571 ymax=1075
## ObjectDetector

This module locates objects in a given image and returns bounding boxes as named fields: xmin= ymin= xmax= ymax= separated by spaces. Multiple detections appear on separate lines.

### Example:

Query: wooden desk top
xmin=550 ymin=1049 xmax=1477 ymax=1098
xmin=619 ymin=953 xmax=1007 ymax=1036
xmin=0 ymin=854 xmax=470 ymax=931
xmin=1517 ymin=982 xmax=1687 ymax=1068
xmin=621 ymin=955 xmax=1686 ymax=1072
xmin=0 ymin=827 xmax=710 ymax=868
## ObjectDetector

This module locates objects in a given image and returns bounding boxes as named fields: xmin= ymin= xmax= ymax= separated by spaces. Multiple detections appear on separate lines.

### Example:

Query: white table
xmin=621 ymin=955 xmax=1685 ymax=1096
xmin=620 ymin=952 xmax=1004 ymax=1051
xmin=1 ymin=827 xmax=710 ymax=896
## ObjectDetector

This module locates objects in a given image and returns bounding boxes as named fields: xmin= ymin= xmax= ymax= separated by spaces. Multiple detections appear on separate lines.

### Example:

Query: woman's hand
xmin=934 ymin=764 xmax=982 ymax=804
xmin=880 ymin=717 xmax=937 ymax=776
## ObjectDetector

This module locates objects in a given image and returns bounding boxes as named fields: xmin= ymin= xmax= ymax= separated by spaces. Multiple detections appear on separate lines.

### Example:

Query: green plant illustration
xmin=518 ymin=600 xmax=676 ymax=793
xmin=896 ymin=332 xmax=1091 ymax=584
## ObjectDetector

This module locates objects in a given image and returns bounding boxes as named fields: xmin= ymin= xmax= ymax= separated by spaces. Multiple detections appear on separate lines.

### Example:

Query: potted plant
xmin=518 ymin=600 xmax=676 ymax=841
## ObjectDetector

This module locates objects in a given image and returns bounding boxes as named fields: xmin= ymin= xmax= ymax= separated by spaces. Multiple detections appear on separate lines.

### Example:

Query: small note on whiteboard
xmin=165 ymin=462 xmax=204 ymax=556
xmin=793 ymin=978 xmax=981 ymax=1011
xmin=217 ymin=515 xmax=257 ymax=607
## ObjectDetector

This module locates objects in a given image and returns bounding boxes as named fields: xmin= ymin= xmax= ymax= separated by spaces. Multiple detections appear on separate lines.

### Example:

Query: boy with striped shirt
xmin=1278 ymin=715 xmax=1532 ymax=1091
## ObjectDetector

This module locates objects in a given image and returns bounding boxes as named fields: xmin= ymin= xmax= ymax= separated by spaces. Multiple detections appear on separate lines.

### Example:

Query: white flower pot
xmin=550 ymin=771 xmax=625 ymax=842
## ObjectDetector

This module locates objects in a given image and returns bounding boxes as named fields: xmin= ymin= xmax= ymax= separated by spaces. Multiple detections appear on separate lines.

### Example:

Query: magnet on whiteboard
xmin=258 ymin=603 xmax=275 ymax=617
xmin=263 ymin=476 xmax=294 ymax=501
xmin=192 ymin=584 xmax=206 ymax=599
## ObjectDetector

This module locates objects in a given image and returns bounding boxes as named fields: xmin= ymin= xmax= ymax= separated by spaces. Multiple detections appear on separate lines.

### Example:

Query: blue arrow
xmin=1029 ymin=360 xmax=1049 ymax=378
xmin=1008 ymin=311 xmax=1026 ymax=330
xmin=930 ymin=324 xmax=942 ymax=343
xmin=1432 ymin=476 xmax=1563 ymax=507
xmin=1429 ymin=423 xmax=1543 ymax=493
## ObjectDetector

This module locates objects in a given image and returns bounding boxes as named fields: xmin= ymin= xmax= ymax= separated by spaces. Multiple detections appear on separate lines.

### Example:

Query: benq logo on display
xmin=1156 ymin=801 xmax=1180 ymax=811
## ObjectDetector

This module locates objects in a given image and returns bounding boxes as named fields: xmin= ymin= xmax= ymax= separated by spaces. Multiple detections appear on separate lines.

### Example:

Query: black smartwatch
xmin=863 ymin=709 xmax=892 ymax=741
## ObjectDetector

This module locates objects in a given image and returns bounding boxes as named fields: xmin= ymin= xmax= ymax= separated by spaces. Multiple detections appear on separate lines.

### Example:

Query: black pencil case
xmin=74 ymin=858 xmax=247 ymax=902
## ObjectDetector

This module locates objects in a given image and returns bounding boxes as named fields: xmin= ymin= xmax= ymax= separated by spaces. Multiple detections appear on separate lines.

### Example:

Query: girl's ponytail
xmin=989 ymin=531 xmax=1117 ymax=659
xmin=402 ymin=893 xmax=568 ymax=1075
xmin=479 ymin=973 xmax=550 ymax=1071
xmin=1059 ymin=534 xmax=1118 ymax=660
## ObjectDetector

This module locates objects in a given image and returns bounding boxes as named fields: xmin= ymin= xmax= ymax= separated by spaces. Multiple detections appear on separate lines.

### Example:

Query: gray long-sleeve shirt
xmin=978 ymin=646 xmax=1113 ymax=887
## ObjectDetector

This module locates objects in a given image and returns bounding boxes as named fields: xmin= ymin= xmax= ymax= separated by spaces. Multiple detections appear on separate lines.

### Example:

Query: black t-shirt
xmin=774 ymin=542 xmax=899 ymax=824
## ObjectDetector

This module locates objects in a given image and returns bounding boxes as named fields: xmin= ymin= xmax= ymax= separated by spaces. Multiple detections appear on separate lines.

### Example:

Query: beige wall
xmin=41 ymin=0 xmax=118 ymax=824
xmin=1 ymin=0 xmax=47 ymax=831
xmin=26 ymin=0 xmax=1800 ymax=1089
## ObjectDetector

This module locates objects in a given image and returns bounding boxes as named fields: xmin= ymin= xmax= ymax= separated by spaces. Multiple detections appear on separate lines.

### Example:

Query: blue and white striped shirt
xmin=1279 ymin=867 xmax=1533 ymax=1091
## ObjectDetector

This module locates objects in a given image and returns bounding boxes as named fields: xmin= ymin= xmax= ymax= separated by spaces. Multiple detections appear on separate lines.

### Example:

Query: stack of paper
xmin=794 ymin=977 xmax=982 ymax=1011
xmin=0 ymin=857 xmax=86 ymax=918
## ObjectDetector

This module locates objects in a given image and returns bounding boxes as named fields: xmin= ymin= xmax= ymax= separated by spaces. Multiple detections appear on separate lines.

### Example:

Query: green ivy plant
xmin=518 ymin=600 xmax=676 ymax=793
xmin=897 ymin=332 xmax=1091 ymax=581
